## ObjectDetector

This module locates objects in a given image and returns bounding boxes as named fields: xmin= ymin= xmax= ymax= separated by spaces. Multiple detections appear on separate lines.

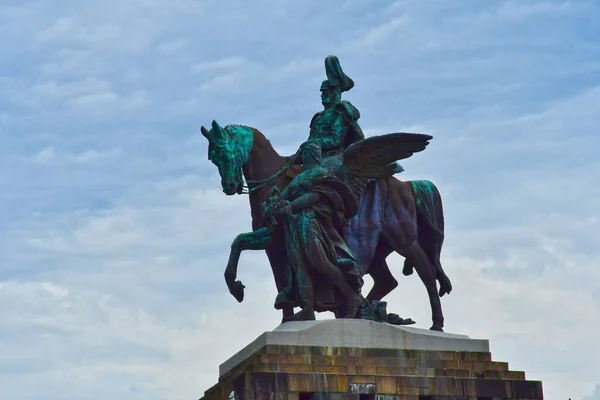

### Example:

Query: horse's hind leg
xmin=382 ymin=179 xmax=444 ymax=331
xmin=402 ymin=242 xmax=444 ymax=331
xmin=366 ymin=242 xmax=397 ymax=301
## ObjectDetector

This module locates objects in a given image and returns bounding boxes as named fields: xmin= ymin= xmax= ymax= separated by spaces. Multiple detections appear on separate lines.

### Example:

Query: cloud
xmin=585 ymin=384 xmax=600 ymax=400
xmin=352 ymin=15 xmax=409 ymax=50
xmin=31 ymin=147 xmax=122 ymax=166
xmin=495 ymin=1 xmax=572 ymax=20
xmin=156 ymin=37 xmax=189 ymax=54
xmin=190 ymin=57 xmax=246 ymax=74
xmin=37 ymin=17 xmax=123 ymax=45
xmin=31 ymin=147 xmax=57 ymax=164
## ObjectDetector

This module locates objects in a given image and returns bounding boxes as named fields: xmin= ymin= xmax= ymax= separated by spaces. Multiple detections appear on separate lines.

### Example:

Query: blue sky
xmin=1 ymin=0 xmax=599 ymax=399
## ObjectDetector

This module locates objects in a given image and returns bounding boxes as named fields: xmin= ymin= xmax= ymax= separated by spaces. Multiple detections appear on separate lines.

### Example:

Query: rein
xmin=241 ymin=151 xmax=301 ymax=194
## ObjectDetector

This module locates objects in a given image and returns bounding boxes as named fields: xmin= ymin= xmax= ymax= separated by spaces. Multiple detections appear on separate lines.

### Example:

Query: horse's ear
xmin=201 ymin=126 xmax=214 ymax=142
xmin=211 ymin=120 xmax=229 ymax=142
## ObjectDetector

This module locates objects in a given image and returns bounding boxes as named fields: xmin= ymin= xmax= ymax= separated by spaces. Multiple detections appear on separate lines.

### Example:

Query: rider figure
xmin=287 ymin=55 xmax=403 ymax=173
xmin=308 ymin=55 xmax=364 ymax=157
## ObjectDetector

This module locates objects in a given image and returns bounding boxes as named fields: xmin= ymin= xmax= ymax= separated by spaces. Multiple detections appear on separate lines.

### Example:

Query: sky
xmin=0 ymin=0 xmax=599 ymax=399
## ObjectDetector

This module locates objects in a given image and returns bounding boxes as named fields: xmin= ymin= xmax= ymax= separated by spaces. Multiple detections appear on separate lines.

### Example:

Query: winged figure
xmin=261 ymin=133 xmax=431 ymax=322
xmin=325 ymin=132 xmax=432 ymax=198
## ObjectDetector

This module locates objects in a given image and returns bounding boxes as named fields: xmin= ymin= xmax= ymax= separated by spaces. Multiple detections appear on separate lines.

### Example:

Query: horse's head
xmin=201 ymin=120 xmax=253 ymax=195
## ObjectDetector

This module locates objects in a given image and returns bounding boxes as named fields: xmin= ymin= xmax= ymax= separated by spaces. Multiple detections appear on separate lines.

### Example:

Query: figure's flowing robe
xmin=274 ymin=169 xmax=362 ymax=312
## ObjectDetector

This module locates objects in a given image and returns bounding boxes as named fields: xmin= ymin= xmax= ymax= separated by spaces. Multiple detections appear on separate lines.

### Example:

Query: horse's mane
xmin=225 ymin=124 xmax=303 ymax=193
xmin=225 ymin=123 xmax=281 ymax=161
xmin=226 ymin=123 xmax=254 ymax=131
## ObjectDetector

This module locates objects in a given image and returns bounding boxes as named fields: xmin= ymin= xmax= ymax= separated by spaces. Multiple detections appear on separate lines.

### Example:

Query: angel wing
xmin=335 ymin=132 xmax=433 ymax=198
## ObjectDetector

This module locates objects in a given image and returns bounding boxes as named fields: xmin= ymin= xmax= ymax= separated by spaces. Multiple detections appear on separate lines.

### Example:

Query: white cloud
xmin=495 ymin=1 xmax=572 ymax=20
xmin=32 ymin=77 xmax=114 ymax=103
xmin=31 ymin=147 xmax=57 ymax=164
xmin=353 ymin=15 xmax=409 ymax=50
xmin=38 ymin=17 xmax=123 ymax=45
xmin=31 ymin=147 xmax=122 ymax=166
xmin=585 ymin=384 xmax=600 ymax=400
xmin=67 ymin=91 xmax=119 ymax=110
xmin=190 ymin=57 xmax=246 ymax=74
xmin=156 ymin=38 xmax=189 ymax=54
xmin=28 ymin=77 xmax=153 ymax=115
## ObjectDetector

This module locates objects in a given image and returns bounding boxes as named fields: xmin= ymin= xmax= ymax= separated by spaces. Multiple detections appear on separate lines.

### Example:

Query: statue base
xmin=199 ymin=320 xmax=543 ymax=400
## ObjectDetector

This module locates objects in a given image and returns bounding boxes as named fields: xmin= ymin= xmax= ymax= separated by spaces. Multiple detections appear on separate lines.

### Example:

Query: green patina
xmin=208 ymin=123 xmax=254 ymax=170
xmin=411 ymin=179 xmax=436 ymax=208
xmin=202 ymin=120 xmax=254 ymax=194
xmin=201 ymin=55 xmax=446 ymax=327
xmin=308 ymin=56 xmax=364 ymax=154
xmin=406 ymin=179 xmax=449 ymax=296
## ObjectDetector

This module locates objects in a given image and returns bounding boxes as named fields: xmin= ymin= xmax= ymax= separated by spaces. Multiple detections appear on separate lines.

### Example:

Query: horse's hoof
xmin=230 ymin=280 xmax=245 ymax=303
xmin=437 ymin=276 xmax=452 ymax=297
xmin=430 ymin=326 xmax=444 ymax=332
xmin=402 ymin=266 xmax=414 ymax=276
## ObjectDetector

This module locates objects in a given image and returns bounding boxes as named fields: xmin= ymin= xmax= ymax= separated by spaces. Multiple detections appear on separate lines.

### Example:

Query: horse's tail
xmin=406 ymin=180 xmax=445 ymax=274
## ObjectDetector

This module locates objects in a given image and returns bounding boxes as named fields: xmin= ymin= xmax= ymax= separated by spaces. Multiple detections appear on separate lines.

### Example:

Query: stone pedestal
xmin=199 ymin=320 xmax=543 ymax=400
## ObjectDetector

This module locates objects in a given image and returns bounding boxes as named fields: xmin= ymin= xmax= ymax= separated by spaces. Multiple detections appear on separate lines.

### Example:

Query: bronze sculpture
xmin=201 ymin=56 xmax=452 ymax=331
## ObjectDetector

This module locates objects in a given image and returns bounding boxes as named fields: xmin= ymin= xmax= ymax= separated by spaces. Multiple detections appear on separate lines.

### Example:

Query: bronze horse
xmin=201 ymin=121 xmax=451 ymax=331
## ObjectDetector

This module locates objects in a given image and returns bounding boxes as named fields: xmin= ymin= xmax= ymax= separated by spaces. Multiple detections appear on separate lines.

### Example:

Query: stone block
xmin=311 ymin=355 xmax=337 ymax=365
xmin=397 ymin=376 xmax=430 ymax=389
xmin=258 ymin=363 xmax=313 ymax=374
xmin=232 ymin=375 xmax=246 ymax=398
xmin=460 ymin=378 xmax=478 ymax=397
xmin=337 ymin=374 xmax=349 ymax=392
xmin=397 ymin=376 xmax=471 ymax=397
xmin=200 ymin=320 xmax=542 ymax=400
xmin=427 ymin=377 xmax=465 ymax=396
xmin=287 ymin=373 xmax=338 ymax=393
xmin=270 ymin=393 xmax=299 ymax=400
xmin=475 ymin=378 xmax=511 ymax=398
xmin=511 ymin=380 xmax=543 ymax=398
xmin=260 ymin=354 xmax=312 ymax=365
xmin=220 ymin=320 xmax=489 ymax=377
xmin=375 ymin=376 xmax=398 ymax=394
xmin=246 ymin=372 xmax=288 ymax=397
xmin=482 ymin=369 xmax=526 ymax=380
xmin=436 ymin=368 xmax=470 ymax=378
xmin=202 ymin=383 xmax=222 ymax=400
xmin=356 ymin=365 xmax=379 ymax=375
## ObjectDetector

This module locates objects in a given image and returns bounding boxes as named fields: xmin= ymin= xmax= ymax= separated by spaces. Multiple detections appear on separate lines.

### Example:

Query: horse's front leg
xmin=225 ymin=227 xmax=272 ymax=302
